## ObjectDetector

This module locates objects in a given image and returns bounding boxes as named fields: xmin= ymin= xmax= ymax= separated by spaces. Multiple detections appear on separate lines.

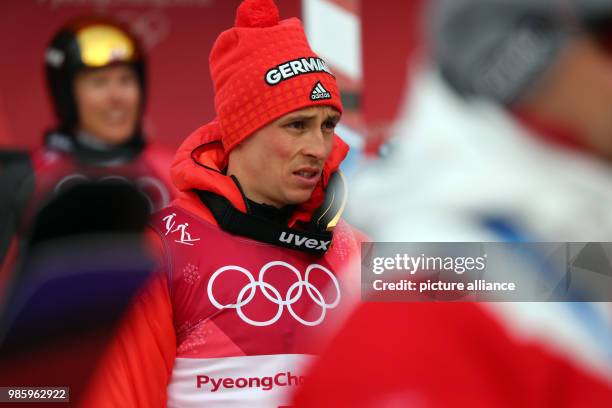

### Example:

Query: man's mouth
xmin=294 ymin=170 xmax=318 ymax=179
xmin=292 ymin=167 xmax=322 ymax=186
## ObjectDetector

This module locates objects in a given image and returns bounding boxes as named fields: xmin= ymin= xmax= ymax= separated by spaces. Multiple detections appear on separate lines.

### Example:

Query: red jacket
xmin=83 ymin=120 xmax=366 ymax=407
xmin=292 ymin=302 xmax=612 ymax=407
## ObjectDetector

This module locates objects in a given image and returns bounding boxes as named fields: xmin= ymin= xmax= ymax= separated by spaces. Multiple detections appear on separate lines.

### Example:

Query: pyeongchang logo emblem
xmin=310 ymin=81 xmax=331 ymax=101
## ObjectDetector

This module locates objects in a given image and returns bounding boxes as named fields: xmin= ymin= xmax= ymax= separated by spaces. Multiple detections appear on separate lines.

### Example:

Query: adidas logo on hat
xmin=311 ymin=81 xmax=331 ymax=101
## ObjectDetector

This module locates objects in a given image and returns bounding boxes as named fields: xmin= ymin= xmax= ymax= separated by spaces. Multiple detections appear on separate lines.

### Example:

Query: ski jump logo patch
xmin=310 ymin=82 xmax=331 ymax=101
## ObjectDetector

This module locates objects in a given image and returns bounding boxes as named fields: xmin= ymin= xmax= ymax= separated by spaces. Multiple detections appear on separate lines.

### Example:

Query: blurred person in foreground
xmin=0 ymin=180 xmax=154 ymax=404
xmin=82 ymin=0 xmax=365 ymax=406
xmin=294 ymin=0 xmax=612 ymax=406
xmin=0 ymin=16 xmax=176 ymax=277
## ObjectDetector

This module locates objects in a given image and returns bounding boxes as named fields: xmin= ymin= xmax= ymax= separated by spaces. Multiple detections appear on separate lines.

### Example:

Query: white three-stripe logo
xmin=310 ymin=81 xmax=331 ymax=100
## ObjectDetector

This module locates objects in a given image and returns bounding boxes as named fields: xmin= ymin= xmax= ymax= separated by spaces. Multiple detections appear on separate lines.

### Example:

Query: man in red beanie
xmin=82 ymin=1 xmax=365 ymax=407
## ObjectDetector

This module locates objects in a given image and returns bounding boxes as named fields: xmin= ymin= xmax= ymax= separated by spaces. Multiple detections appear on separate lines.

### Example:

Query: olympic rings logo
xmin=207 ymin=261 xmax=341 ymax=327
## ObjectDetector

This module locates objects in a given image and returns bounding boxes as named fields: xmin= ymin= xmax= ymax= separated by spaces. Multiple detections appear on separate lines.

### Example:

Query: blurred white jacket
xmin=349 ymin=67 xmax=612 ymax=383
xmin=351 ymin=69 xmax=612 ymax=242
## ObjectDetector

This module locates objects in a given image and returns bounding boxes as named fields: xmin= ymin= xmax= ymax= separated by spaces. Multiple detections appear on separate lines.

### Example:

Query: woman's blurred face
xmin=227 ymin=105 xmax=340 ymax=208
xmin=74 ymin=64 xmax=140 ymax=144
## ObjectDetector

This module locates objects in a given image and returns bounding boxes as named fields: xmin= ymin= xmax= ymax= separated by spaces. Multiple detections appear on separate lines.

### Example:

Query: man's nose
xmin=302 ymin=128 xmax=329 ymax=160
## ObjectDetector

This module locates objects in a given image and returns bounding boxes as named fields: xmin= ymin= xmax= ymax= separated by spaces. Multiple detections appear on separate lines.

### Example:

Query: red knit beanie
xmin=210 ymin=0 xmax=344 ymax=153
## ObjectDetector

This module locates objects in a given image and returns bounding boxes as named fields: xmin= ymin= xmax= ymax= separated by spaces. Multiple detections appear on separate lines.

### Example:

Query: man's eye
xmin=323 ymin=120 xmax=337 ymax=131
xmin=287 ymin=121 xmax=305 ymax=130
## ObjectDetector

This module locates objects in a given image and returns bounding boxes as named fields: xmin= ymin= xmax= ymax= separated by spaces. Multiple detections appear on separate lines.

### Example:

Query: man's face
xmin=73 ymin=64 xmax=140 ymax=144
xmin=521 ymin=36 xmax=612 ymax=158
xmin=228 ymin=106 xmax=340 ymax=208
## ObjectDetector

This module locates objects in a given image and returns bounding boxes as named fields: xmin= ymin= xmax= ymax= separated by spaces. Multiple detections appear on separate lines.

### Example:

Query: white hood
xmin=349 ymin=68 xmax=612 ymax=242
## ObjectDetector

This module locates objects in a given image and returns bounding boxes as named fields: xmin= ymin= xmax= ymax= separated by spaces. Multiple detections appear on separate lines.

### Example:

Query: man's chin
xmin=284 ymin=189 xmax=316 ymax=206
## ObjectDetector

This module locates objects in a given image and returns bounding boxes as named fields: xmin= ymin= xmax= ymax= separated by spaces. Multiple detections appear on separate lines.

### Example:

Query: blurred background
xmin=0 ymin=0 xmax=426 ymax=158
